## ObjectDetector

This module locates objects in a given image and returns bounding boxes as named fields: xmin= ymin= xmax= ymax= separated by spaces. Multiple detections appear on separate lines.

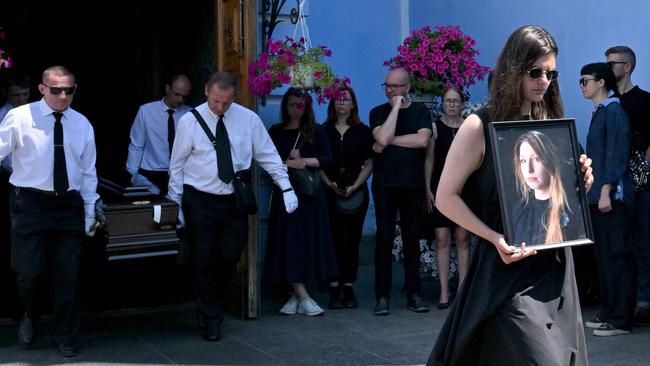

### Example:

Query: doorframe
xmin=214 ymin=0 xmax=260 ymax=319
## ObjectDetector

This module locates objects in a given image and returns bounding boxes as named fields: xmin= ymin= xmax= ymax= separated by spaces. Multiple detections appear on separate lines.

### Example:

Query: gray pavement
xmin=0 ymin=260 xmax=648 ymax=365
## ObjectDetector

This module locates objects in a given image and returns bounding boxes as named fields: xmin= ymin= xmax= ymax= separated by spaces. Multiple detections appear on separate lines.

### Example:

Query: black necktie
xmin=215 ymin=114 xmax=234 ymax=184
xmin=52 ymin=112 xmax=69 ymax=194
xmin=167 ymin=109 xmax=175 ymax=157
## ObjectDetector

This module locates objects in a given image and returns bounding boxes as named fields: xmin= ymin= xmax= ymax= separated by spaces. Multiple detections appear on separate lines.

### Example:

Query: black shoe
xmin=55 ymin=342 xmax=77 ymax=357
xmin=407 ymin=294 xmax=430 ymax=313
xmin=328 ymin=286 xmax=344 ymax=309
xmin=342 ymin=286 xmax=358 ymax=309
xmin=18 ymin=314 xmax=35 ymax=346
xmin=374 ymin=296 xmax=390 ymax=315
xmin=437 ymin=301 xmax=450 ymax=310
xmin=203 ymin=318 xmax=222 ymax=342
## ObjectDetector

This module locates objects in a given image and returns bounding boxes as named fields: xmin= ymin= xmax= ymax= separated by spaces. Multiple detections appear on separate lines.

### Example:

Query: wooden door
xmin=214 ymin=0 xmax=259 ymax=319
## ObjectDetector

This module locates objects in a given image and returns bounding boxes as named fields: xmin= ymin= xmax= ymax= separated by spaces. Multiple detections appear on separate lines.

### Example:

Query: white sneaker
xmin=278 ymin=295 xmax=299 ymax=315
xmin=297 ymin=297 xmax=325 ymax=316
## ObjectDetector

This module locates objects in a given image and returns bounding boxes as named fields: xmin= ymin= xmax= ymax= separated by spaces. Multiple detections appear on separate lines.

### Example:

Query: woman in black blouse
xmin=321 ymin=86 xmax=374 ymax=309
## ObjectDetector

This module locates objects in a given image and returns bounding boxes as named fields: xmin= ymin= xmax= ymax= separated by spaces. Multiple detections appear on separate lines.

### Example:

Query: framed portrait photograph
xmin=488 ymin=119 xmax=594 ymax=251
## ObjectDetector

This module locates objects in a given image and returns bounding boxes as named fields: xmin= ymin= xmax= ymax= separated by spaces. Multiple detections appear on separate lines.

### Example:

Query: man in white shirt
xmin=0 ymin=72 xmax=30 ymax=322
xmin=126 ymin=74 xmax=192 ymax=195
xmin=168 ymin=72 xmax=297 ymax=342
xmin=0 ymin=72 xmax=31 ymax=173
xmin=0 ymin=65 xmax=99 ymax=357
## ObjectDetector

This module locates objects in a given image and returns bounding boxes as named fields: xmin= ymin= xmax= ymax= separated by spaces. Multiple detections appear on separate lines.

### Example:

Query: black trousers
xmin=138 ymin=168 xmax=169 ymax=196
xmin=0 ymin=170 xmax=19 ymax=318
xmin=372 ymin=186 xmax=424 ymax=298
xmin=590 ymin=201 xmax=637 ymax=330
xmin=182 ymin=185 xmax=247 ymax=321
xmin=10 ymin=186 xmax=84 ymax=344
xmin=327 ymin=188 xmax=369 ymax=284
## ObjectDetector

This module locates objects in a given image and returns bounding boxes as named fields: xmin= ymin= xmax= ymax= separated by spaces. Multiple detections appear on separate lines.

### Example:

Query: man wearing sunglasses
xmin=606 ymin=46 xmax=650 ymax=325
xmin=0 ymin=65 xmax=99 ymax=357
xmin=126 ymin=74 xmax=192 ymax=195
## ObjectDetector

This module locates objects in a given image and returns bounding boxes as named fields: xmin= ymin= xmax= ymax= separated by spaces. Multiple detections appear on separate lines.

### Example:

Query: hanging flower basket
xmin=247 ymin=37 xmax=350 ymax=104
xmin=384 ymin=25 xmax=490 ymax=97
xmin=0 ymin=28 xmax=13 ymax=69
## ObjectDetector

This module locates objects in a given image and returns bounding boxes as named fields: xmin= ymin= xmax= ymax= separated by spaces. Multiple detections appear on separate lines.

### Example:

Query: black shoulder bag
xmin=190 ymin=109 xmax=257 ymax=214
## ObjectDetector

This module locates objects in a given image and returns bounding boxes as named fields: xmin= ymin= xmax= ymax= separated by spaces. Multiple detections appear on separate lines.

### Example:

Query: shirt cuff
xmin=277 ymin=178 xmax=292 ymax=191
xmin=84 ymin=202 xmax=96 ymax=219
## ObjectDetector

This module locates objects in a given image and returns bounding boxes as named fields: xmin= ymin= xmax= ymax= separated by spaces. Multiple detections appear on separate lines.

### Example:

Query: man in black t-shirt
xmin=369 ymin=68 xmax=432 ymax=315
xmin=606 ymin=45 xmax=650 ymax=324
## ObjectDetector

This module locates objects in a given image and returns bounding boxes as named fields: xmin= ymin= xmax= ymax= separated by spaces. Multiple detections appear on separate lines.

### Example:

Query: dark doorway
xmin=0 ymin=2 xmax=215 ymax=179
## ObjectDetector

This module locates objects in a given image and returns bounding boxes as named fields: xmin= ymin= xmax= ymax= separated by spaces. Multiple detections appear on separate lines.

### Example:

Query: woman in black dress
xmin=321 ymin=86 xmax=373 ymax=309
xmin=428 ymin=25 xmax=594 ymax=365
xmin=424 ymin=87 xmax=470 ymax=309
xmin=265 ymin=88 xmax=337 ymax=316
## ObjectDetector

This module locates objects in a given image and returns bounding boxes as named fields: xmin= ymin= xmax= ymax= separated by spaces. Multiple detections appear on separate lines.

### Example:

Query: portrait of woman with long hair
xmin=511 ymin=130 xmax=571 ymax=246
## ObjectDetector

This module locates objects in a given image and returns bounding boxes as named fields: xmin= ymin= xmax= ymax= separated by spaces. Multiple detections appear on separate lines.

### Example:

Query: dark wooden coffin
xmin=99 ymin=177 xmax=181 ymax=261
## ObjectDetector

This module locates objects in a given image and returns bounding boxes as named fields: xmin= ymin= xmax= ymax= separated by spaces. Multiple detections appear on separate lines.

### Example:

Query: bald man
xmin=126 ymin=74 xmax=192 ymax=195
xmin=370 ymin=68 xmax=432 ymax=315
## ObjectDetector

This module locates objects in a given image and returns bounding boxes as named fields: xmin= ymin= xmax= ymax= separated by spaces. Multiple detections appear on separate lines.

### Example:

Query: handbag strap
xmin=190 ymin=108 xmax=235 ymax=172
xmin=286 ymin=131 xmax=302 ymax=163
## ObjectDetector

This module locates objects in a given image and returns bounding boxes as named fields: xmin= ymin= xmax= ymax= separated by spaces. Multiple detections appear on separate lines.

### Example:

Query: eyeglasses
xmin=335 ymin=98 xmax=353 ymax=104
xmin=579 ymin=77 xmax=596 ymax=86
xmin=526 ymin=67 xmax=559 ymax=81
xmin=44 ymin=85 xmax=76 ymax=95
xmin=443 ymin=99 xmax=462 ymax=106
xmin=607 ymin=61 xmax=628 ymax=68
xmin=381 ymin=83 xmax=407 ymax=91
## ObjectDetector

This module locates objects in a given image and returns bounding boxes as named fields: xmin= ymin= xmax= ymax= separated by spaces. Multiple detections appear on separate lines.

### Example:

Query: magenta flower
xmin=384 ymin=24 xmax=490 ymax=96
xmin=246 ymin=37 xmax=351 ymax=104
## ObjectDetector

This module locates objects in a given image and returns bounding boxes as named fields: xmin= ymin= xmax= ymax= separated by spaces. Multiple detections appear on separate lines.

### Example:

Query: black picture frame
xmin=488 ymin=118 xmax=594 ymax=251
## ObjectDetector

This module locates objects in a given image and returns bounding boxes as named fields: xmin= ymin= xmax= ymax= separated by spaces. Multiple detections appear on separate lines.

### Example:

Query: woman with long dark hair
xmin=265 ymin=88 xmax=337 ymax=316
xmin=321 ymin=86 xmax=373 ymax=309
xmin=428 ymin=26 xmax=593 ymax=365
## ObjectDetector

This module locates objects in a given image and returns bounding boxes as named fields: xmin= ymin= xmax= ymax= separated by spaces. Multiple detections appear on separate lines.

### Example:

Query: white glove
xmin=177 ymin=208 xmax=185 ymax=228
xmin=85 ymin=216 xmax=97 ymax=237
xmin=131 ymin=173 xmax=161 ymax=195
xmin=283 ymin=190 xmax=298 ymax=214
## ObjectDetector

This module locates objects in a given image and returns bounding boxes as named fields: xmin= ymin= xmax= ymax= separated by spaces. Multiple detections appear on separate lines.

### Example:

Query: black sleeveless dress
xmin=430 ymin=118 xmax=459 ymax=228
xmin=427 ymin=109 xmax=588 ymax=366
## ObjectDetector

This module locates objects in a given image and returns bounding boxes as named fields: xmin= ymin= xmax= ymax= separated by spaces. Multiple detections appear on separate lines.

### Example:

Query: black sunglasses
xmin=579 ymin=77 xmax=596 ymax=87
xmin=44 ymin=85 xmax=76 ymax=95
xmin=526 ymin=67 xmax=559 ymax=81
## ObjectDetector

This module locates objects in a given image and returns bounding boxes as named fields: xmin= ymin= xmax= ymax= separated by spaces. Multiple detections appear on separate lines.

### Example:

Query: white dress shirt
xmin=0 ymin=103 xmax=14 ymax=173
xmin=126 ymin=99 xmax=192 ymax=175
xmin=168 ymin=102 xmax=290 ymax=204
xmin=0 ymin=99 xmax=99 ymax=217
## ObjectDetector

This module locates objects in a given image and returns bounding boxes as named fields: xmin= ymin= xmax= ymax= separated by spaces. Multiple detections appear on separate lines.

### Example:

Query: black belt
xmin=15 ymin=186 xmax=80 ymax=197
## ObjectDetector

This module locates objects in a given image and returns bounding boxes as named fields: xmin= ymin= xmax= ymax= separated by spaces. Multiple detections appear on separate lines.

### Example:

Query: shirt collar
xmin=38 ymin=98 xmax=68 ymax=119
xmin=599 ymin=96 xmax=620 ymax=107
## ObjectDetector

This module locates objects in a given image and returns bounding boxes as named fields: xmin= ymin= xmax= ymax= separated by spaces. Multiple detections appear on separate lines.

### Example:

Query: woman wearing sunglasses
xmin=427 ymin=25 xmax=593 ymax=365
xmin=579 ymin=62 xmax=636 ymax=337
